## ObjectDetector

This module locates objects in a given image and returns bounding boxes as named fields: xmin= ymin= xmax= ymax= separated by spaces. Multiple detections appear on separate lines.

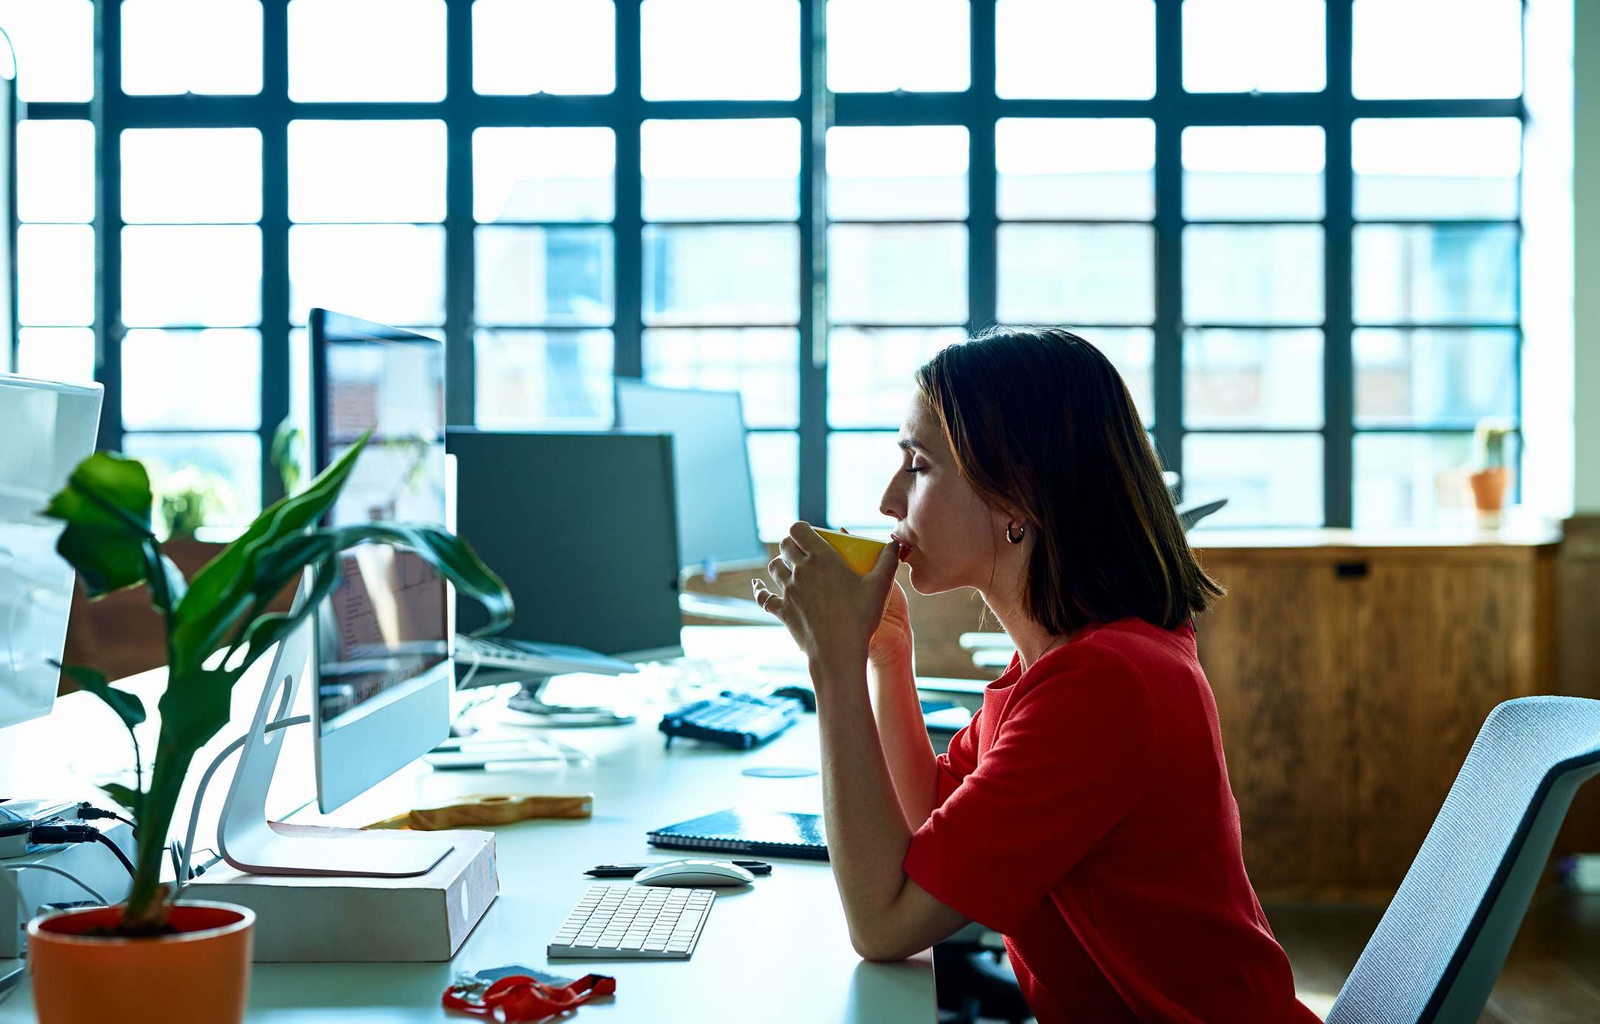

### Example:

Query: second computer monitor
xmin=0 ymin=374 xmax=103 ymax=731
xmin=614 ymin=381 xmax=767 ymax=576
xmin=447 ymin=429 xmax=684 ymax=662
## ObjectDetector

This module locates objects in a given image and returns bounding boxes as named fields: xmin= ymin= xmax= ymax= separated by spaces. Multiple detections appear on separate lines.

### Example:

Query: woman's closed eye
xmin=904 ymin=462 xmax=927 ymax=475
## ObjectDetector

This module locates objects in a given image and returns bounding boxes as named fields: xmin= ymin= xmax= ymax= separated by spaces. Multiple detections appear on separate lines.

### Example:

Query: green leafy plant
xmin=44 ymin=433 xmax=513 ymax=931
xmin=154 ymin=465 xmax=236 ymax=541
xmin=269 ymin=419 xmax=307 ymax=497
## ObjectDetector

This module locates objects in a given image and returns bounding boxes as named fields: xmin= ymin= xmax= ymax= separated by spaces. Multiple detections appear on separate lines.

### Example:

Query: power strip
xmin=0 ymin=817 xmax=135 ymax=958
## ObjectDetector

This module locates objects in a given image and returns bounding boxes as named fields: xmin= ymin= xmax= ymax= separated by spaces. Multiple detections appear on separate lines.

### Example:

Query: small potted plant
xmin=1468 ymin=417 xmax=1515 ymax=520
xmin=154 ymin=465 xmax=237 ymax=543
xmin=25 ymin=434 xmax=512 ymax=1024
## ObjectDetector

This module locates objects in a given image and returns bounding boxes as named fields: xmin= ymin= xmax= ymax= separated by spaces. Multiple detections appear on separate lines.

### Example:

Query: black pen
xmin=585 ymin=860 xmax=771 ymax=878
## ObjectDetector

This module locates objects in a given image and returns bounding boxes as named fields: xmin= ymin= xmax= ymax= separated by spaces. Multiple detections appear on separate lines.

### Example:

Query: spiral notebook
xmin=646 ymin=808 xmax=828 ymax=861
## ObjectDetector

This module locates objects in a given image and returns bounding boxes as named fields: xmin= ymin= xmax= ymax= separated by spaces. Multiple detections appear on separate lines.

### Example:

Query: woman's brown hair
xmin=914 ymin=326 xmax=1224 ymax=634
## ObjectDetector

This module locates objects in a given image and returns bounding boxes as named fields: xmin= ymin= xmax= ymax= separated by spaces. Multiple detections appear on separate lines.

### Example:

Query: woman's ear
xmin=990 ymin=501 xmax=1026 ymax=537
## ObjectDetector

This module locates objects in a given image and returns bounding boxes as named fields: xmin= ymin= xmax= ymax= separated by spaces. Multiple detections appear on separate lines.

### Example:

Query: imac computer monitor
xmin=614 ymin=381 xmax=767 ymax=576
xmin=447 ymin=429 xmax=683 ymax=663
xmin=309 ymin=309 xmax=450 ymax=813
xmin=0 ymin=375 xmax=103 ymax=730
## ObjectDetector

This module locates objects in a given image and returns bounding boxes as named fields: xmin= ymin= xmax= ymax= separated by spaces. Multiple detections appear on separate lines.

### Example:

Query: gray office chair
xmin=1327 ymin=696 xmax=1600 ymax=1024
xmin=1177 ymin=497 xmax=1227 ymax=532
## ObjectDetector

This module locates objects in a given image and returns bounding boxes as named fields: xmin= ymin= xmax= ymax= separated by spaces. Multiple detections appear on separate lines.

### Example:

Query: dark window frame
xmin=16 ymin=0 xmax=1523 ymax=527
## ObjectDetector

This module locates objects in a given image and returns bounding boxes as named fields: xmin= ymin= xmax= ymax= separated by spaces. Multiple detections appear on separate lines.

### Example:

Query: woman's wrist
xmin=810 ymin=646 xmax=871 ymax=688
xmin=868 ymin=635 xmax=914 ymax=672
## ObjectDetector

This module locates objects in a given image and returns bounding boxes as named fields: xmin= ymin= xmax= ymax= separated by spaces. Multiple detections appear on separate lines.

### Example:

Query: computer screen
xmin=447 ymin=428 xmax=683 ymax=662
xmin=309 ymin=310 xmax=450 ymax=809
xmin=0 ymin=375 xmax=103 ymax=730
xmin=614 ymin=380 xmax=767 ymax=574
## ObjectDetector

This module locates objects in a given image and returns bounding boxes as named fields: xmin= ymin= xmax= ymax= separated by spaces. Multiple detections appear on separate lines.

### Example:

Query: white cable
xmin=0 ymin=863 xmax=110 ymax=1003
xmin=1 ymin=863 xmax=109 ymax=907
xmin=177 ymin=715 xmax=310 ymax=888
xmin=456 ymin=634 xmax=484 ymax=690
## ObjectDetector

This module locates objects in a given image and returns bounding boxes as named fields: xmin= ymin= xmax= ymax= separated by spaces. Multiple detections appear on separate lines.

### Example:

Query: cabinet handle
xmin=1335 ymin=561 xmax=1369 ymax=579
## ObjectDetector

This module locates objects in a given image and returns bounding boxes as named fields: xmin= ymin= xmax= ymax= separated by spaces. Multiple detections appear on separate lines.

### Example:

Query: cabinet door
xmin=1354 ymin=558 xmax=1540 ymax=887
xmin=1196 ymin=555 xmax=1359 ymax=894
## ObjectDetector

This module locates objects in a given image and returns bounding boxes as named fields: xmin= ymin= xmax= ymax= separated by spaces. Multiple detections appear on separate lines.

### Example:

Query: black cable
xmin=90 ymin=830 xmax=137 ymax=879
xmin=28 ymin=822 xmax=137 ymax=879
xmin=76 ymin=801 xmax=137 ymax=834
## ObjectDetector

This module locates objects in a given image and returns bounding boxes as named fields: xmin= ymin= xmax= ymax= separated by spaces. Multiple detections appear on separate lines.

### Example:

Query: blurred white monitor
xmin=614 ymin=380 xmax=767 ymax=576
xmin=0 ymin=374 xmax=104 ymax=730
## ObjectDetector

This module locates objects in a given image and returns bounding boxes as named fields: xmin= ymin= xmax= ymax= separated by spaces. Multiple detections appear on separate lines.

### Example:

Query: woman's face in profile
xmin=879 ymin=398 xmax=1007 ymax=596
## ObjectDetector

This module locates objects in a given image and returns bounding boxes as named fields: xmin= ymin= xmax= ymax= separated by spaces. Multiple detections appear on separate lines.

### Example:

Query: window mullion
xmin=614 ymin=0 xmax=644 ymax=384
xmin=967 ymin=0 xmax=997 ymax=333
xmin=798 ymin=0 xmax=827 ymax=526
xmin=92 ymin=0 xmax=124 ymax=455
xmin=1325 ymin=0 xmax=1355 ymax=527
xmin=1152 ymin=0 xmax=1184 ymax=492
xmin=444 ymin=0 xmax=475 ymax=426
xmin=259 ymin=0 xmax=290 ymax=503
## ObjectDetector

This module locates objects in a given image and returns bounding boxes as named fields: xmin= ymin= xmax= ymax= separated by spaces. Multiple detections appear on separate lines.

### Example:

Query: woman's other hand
xmin=752 ymin=521 xmax=902 ymax=675
xmin=843 ymin=526 xmax=913 ymax=667
xmin=870 ymin=578 xmax=913 ymax=668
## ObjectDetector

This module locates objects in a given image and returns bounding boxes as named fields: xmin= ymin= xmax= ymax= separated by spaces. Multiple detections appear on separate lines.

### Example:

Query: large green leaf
xmin=99 ymin=783 xmax=143 ymax=820
xmin=258 ymin=522 xmax=514 ymax=637
xmin=232 ymin=543 xmax=345 ymax=675
xmin=142 ymin=544 xmax=188 ymax=621
xmin=43 ymin=452 xmax=156 ymax=597
xmin=168 ymin=434 xmax=369 ymax=674
xmin=58 ymin=664 xmax=147 ymax=729
xmin=42 ymin=451 xmax=154 ymax=534
xmin=155 ymin=668 xmax=240 ymax=765
xmin=231 ymin=523 xmax=512 ymax=675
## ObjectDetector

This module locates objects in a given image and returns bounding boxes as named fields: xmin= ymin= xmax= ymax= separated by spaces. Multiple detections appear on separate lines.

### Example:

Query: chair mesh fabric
xmin=1326 ymin=696 xmax=1600 ymax=1024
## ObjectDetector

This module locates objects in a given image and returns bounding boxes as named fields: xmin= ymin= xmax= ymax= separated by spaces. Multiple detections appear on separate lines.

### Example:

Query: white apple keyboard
xmin=547 ymin=884 xmax=716 ymax=959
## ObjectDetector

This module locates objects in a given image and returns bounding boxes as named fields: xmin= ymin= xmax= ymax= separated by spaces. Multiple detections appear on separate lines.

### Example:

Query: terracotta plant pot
xmin=1469 ymin=466 xmax=1512 ymax=513
xmin=27 ymin=901 xmax=254 ymax=1024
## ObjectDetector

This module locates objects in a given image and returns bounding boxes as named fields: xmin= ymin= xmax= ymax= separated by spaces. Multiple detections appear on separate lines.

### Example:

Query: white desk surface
xmin=0 ymin=627 xmax=935 ymax=1022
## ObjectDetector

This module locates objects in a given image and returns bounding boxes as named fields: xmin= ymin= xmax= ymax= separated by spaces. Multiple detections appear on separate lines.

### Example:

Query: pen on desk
xmin=585 ymin=861 xmax=772 ymax=878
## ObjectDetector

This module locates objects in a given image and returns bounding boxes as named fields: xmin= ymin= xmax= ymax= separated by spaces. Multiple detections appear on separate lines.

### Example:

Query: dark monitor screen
xmin=447 ymin=428 xmax=683 ymax=661
xmin=309 ymin=309 xmax=448 ymax=731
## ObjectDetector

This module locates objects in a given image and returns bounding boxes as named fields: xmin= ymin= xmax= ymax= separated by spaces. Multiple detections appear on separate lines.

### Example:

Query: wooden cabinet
xmin=1194 ymin=532 xmax=1559 ymax=899
xmin=1190 ymin=557 xmax=1360 ymax=893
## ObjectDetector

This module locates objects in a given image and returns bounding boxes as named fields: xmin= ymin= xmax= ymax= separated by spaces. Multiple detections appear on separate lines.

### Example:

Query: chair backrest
xmin=1177 ymin=497 xmax=1227 ymax=532
xmin=1327 ymin=696 xmax=1600 ymax=1024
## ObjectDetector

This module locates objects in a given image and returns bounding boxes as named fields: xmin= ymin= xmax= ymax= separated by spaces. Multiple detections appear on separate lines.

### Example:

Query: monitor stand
xmin=216 ymin=609 xmax=452 ymax=877
xmin=505 ymin=676 xmax=635 ymax=727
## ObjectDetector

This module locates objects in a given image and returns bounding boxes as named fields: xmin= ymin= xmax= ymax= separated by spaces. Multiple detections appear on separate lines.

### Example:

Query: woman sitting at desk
xmin=752 ymin=327 xmax=1319 ymax=1024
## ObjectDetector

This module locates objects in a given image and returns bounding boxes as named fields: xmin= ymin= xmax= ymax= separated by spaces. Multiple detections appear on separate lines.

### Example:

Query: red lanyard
xmin=442 ymin=973 xmax=616 ymax=1021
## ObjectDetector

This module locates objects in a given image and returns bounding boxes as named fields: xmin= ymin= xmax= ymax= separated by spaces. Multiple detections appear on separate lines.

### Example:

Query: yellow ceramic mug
xmin=814 ymin=528 xmax=890 ymax=576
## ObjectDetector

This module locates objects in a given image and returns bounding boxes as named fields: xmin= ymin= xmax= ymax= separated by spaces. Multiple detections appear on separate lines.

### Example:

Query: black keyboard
xmin=659 ymin=692 xmax=805 ymax=750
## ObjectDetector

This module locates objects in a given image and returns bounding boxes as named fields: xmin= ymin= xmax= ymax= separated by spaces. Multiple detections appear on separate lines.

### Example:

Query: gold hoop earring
xmin=1006 ymin=523 xmax=1025 ymax=545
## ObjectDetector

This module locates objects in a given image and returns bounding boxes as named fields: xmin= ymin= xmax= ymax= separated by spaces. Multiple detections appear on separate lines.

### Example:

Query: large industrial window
xmin=4 ymin=0 xmax=1525 ymax=537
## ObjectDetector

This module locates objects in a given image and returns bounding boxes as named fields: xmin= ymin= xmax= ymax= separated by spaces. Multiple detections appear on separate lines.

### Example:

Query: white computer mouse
xmin=633 ymin=859 xmax=756 ymax=887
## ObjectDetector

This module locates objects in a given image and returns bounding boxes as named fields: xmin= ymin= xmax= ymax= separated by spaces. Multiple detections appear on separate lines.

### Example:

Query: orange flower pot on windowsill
xmin=27 ymin=901 xmax=254 ymax=1024
xmin=1469 ymin=466 xmax=1512 ymax=513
